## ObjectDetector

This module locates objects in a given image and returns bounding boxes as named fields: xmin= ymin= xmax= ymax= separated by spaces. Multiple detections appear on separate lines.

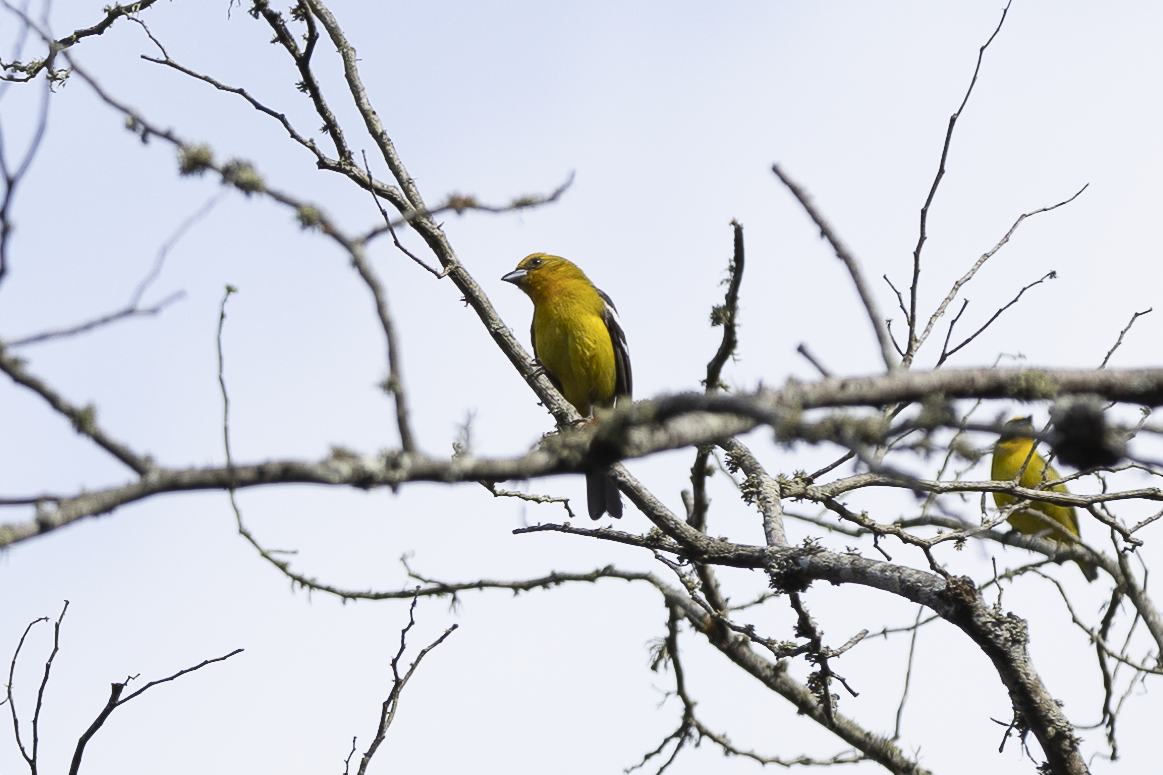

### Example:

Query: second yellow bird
xmin=991 ymin=417 xmax=1097 ymax=581
xmin=503 ymin=253 xmax=632 ymax=519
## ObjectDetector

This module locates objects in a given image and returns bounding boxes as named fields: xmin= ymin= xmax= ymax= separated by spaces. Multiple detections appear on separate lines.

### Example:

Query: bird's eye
xmin=528 ymin=257 xmax=543 ymax=268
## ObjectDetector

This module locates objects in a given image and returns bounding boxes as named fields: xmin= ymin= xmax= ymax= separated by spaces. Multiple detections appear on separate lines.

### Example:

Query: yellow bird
xmin=503 ymin=253 xmax=632 ymax=519
xmin=991 ymin=417 xmax=1097 ymax=581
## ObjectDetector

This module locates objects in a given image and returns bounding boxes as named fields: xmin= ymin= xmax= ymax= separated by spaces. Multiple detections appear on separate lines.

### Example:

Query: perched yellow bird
xmin=503 ymin=253 xmax=632 ymax=519
xmin=991 ymin=417 xmax=1097 ymax=581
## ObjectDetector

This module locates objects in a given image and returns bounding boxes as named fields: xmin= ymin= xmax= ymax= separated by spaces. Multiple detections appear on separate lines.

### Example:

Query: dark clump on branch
xmin=1049 ymin=396 xmax=1126 ymax=470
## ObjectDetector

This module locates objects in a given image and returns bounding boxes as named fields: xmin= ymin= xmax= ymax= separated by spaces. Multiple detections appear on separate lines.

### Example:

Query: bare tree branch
xmin=355 ymin=599 xmax=456 ymax=775
xmin=0 ymin=0 xmax=162 ymax=83
xmin=0 ymin=345 xmax=153 ymax=475
xmin=4 ymin=602 xmax=63 ymax=775
xmin=69 ymin=648 xmax=242 ymax=775
xmin=938 ymin=271 xmax=1058 ymax=365
xmin=720 ymin=439 xmax=787 ymax=548
xmin=6 ymin=189 xmax=217 ymax=347
xmin=2 ymin=5 xmax=1155 ymax=774
xmin=914 ymin=186 xmax=1088 ymax=366
xmin=687 ymin=220 xmax=745 ymax=538
xmin=8 ymin=368 xmax=1163 ymax=548
xmin=772 ymin=164 xmax=897 ymax=371
xmin=904 ymin=0 xmax=1012 ymax=359
xmin=1101 ymin=308 xmax=1153 ymax=370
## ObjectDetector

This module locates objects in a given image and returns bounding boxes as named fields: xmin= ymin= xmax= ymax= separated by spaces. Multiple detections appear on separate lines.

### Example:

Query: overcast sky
xmin=2 ymin=2 xmax=1161 ymax=773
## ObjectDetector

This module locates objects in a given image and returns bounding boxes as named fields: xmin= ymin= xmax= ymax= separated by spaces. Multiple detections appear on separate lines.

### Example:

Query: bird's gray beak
xmin=501 ymin=269 xmax=527 ymax=285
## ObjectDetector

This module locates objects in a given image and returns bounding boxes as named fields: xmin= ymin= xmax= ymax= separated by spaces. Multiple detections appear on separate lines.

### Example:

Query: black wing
xmin=598 ymin=289 xmax=632 ymax=401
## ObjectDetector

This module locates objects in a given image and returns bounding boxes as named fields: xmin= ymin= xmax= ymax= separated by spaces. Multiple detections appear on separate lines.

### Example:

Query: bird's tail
xmin=1076 ymin=558 xmax=1098 ymax=583
xmin=586 ymin=468 xmax=623 ymax=520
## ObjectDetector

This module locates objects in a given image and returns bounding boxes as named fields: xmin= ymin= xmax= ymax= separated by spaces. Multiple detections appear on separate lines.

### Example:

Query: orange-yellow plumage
xmin=503 ymin=253 xmax=631 ymax=519
xmin=991 ymin=417 xmax=1096 ymax=581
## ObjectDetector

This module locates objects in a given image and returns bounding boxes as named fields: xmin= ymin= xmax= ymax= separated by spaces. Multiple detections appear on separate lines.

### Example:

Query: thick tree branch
xmin=7 ymin=368 xmax=1163 ymax=548
xmin=720 ymin=439 xmax=787 ymax=548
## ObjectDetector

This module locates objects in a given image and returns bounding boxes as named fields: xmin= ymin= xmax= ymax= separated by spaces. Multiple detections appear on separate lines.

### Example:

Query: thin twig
xmin=773 ymin=164 xmax=896 ymax=371
xmin=689 ymin=222 xmax=745 ymax=532
xmin=69 ymin=648 xmax=242 ymax=775
xmin=361 ymin=173 xmax=576 ymax=244
xmin=893 ymin=605 xmax=924 ymax=740
xmin=703 ymin=220 xmax=745 ymax=393
xmin=916 ymin=185 xmax=1087 ymax=365
xmin=905 ymin=0 xmax=1012 ymax=358
xmin=359 ymin=150 xmax=441 ymax=277
xmin=938 ymin=271 xmax=1058 ymax=365
xmin=1031 ymin=570 xmax=1161 ymax=676
xmin=252 ymin=0 xmax=352 ymax=164
xmin=5 ymin=608 xmax=55 ymax=772
xmin=0 ymin=68 xmax=50 ymax=289
xmin=30 ymin=601 xmax=68 ymax=770
xmin=347 ymin=242 xmax=416 ymax=452
xmin=479 ymin=481 xmax=575 ymax=519
xmin=797 ymin=343 xmax=833 ymax=378
xmin=0 ymin=0 xmax=162 ymax=82
xmin=626 ymin=606 xmax=692 ymax=775
xmin=8 ymin=191 xmax=220 ymax=347
xmin=1100 ymin=308 xmax=1152 ymax=369
xmin=6 ymin=292 xmax=184 ymax=347
xmin=117 ymin=649 xmax=244 ymax=705
xmin=138 ymin=26 xmax=325 ymax=160
xmin=356 ymin=598 xmax=456 ymax=775
xmin=0 ymin=346 xmax=153 ymax=475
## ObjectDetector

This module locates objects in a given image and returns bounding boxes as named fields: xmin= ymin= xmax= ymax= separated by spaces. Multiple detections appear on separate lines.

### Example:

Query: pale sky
xmin=2 ymin=2 xmax=1161 ymax=773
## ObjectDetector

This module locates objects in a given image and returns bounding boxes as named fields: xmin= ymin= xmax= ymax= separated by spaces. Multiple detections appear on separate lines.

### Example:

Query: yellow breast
xmin=991 ymin=437 xmax=1080 ymax=540
xmin=533 ymin=297 xmax=616 ymax=416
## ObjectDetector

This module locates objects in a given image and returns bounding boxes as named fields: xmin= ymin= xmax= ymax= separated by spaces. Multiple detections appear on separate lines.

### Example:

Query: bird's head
xmin=999 ymin=416 xmax=1036 ymax=441
xmin=502 ymin=253 xmax=590 ymax=301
